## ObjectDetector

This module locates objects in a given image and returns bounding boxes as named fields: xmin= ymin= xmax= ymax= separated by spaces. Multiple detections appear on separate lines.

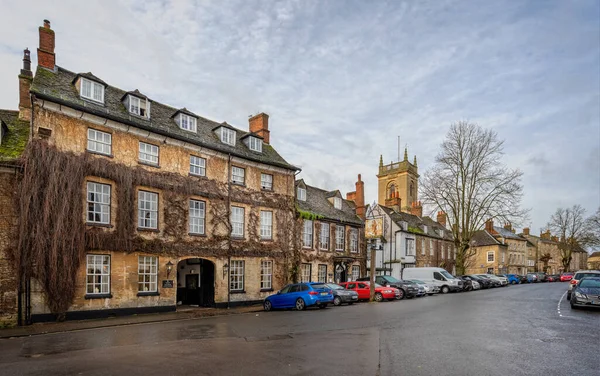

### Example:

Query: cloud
xmin=0 ymin=0 xmax=598 ymax=228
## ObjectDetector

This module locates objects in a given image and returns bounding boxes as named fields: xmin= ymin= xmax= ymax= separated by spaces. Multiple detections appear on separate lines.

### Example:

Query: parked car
xmin=488 ymin=274 xmax=509 ymax=286
xmin=526 ymin=273 xmax=538 ymax=283
xmin=325 ymin=283 xmax=359 ymax=306
xmin=457 ymin=276 xmax=476 ymax=291
xmin=357 ymin=276 xmax=418 ymax=299
xmin=500 ymin=274 xmax=521 ymax=284
xmin=560 ymin=272 xmax=574 ymax=282
xmin=401 ymin=267 xmax=463 ymax=294
xmin=339 ymin=281 xmax=400 ymax=302
xmin=570 ymin=277 xmax=600 ymax=309
xmin=263 ymin=282 xmax=333 ymax=311
xmin=567 ymin=270 xmax=600 ymax=300
xmin=476 ymin=274 xmax=507 ymax=287
xmin=547 ymin=274 xmax=560 ymax=282
xmin=407 ymin=280 xmax=439 ymax=296
xmin=517 ymin=275 xmax=528 ymax=284
xmin=535 ymin=272 xmax=548 ymax=282
xmin=467 ymin=274 xmax=493 ymax=289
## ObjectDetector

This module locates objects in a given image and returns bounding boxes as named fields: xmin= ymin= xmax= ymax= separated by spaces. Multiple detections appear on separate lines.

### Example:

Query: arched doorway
xmin=176 ymin=258 xmax=215 ymax=307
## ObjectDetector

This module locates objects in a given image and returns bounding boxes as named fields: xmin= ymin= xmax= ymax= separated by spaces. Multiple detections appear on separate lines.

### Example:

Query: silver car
xmin=409 ymin=280 xmax=440 ymax=296
xmin=479 ymin=274 xmax=508 ymax=286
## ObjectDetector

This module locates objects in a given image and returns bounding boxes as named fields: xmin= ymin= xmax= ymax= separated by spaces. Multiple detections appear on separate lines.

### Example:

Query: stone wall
xmin=465 ymin=244 xmax=507 ymax=274
xmin=0 ymin=169 xmax=18 ymax=327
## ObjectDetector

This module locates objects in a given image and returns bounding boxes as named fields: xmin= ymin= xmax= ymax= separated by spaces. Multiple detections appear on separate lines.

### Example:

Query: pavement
xmin=0 ymin=282 xmax=598 ymax=376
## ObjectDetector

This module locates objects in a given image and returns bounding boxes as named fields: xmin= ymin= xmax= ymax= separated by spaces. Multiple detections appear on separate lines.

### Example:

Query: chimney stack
xmin=410 ymin=201 xmax=422 ymax=217
xmin=38 ymin=19 xmax=55 ymax=71
xmin=436 ymin=211 xmax=447 ymax=228
xmin=18 ymin=48 xmax=33 ymax=120
xmin=523 ymin=227 xmax=530 ymax=236
xmin=249 ymin=113 xmax=270 ymax=144
xmin=504 ymin=222 xmax=512 ymax=231
xmin=346 ymin=174 xmax=366 ymax=220
xmin=485 ymin=219 xmax=494 ymax=233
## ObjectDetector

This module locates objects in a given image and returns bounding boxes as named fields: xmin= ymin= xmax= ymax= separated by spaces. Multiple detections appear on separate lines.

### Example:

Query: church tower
xmin=377 ymin=148 xmax=419 ymax=212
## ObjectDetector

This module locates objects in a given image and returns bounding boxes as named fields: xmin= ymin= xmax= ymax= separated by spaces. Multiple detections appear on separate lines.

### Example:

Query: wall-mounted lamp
xmin=222 ymin=263 xmax=229 ymax=279
xmin=166 ymin=261 xmax=174 ymax=279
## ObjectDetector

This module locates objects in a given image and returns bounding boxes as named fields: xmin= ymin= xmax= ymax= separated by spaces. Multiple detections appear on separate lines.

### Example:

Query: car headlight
xmin=574 ymin=292 xmax=587 ymax=299
xmin=384 ymin=290 xmax=392 ymax=293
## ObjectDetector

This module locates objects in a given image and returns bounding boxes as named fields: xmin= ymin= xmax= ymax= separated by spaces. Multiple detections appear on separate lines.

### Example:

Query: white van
xmin=402 ymin=267 xmax=463 ymax=294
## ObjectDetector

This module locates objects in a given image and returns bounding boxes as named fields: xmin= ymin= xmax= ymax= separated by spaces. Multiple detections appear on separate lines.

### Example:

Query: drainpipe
xmin=226 ymin=154 xmax=232 ymax=309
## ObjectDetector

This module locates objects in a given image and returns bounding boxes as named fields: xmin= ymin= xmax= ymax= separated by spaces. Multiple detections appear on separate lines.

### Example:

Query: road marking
xmin=557 ymin=290 xmax=568 ymax=317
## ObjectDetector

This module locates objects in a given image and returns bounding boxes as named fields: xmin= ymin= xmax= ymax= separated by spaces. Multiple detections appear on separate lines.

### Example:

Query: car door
xmin=357 ymin=283 xmax=371 ymax=299
xmin=271 ymin=285 xmax=290 ymax=308
xmin=281 ymin=284 xmax=300 ymax=308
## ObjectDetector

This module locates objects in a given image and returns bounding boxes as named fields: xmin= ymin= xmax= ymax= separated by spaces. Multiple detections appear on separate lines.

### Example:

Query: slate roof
xmin=295 ymin=180 xmax=363 ymax=226
xmin=0 ymin=109 xmax=30 ymax=162
xmin=379 ymin=205 xmax=452 ymax=240
xmin=493 ymin=226 xmax=525 ymax=241
xmin=470 ymin=230 xmax=504 ymax=247
xmin=30 ymin=66 xmax=298 ymax=171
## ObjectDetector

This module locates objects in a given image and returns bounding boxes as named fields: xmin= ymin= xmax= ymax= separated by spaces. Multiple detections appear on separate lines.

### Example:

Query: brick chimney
xmin=540 ymin=230 xmax=551 ymax=240
xmin=485 ymin=219 xmax=494 ymax=233
xmin=504 ymin=222 xmax=512 ymax=231
xmin=410 ymin=201 xmax=422 ymax=217
xmin=346 ymin=174 xmax=366 ymax=220
xmin=18 ymin=48 xmax=33 ymax=120
xmin=38 ymin=19 xmax=55 ymax=71
xmin=550 ymin=235 xmax=558 ymax=242
xmin=523 ymin=227 xmax=530 ymax=236
xmin=249 ymin=113 xmax=270 ymax=144
xmin=436 ymin=211 xmax=447 ymax=228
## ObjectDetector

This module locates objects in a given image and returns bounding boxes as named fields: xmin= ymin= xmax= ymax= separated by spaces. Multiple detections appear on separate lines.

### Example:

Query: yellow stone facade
xmin=465 ymin=244 xmax=508 ymax=275
xmin=377 ymin=151 xmax=419 ymax=212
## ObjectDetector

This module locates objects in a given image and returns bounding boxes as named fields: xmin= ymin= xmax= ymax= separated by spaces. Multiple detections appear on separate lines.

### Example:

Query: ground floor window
xmin=318 ymin=264 xmax=327 ymax=283
xmin=230 ymin=260 xmax=245 ymax=291
xmin=487 ymin=267 xmax=494 ymax=274
xmin=351 ymin=265 xmax=360 ymax=281
xmin=260 ymin=260 xmax=272 ymax=290
xmin=138 ymin=256 xmax=158 ymax=292
xmin=301 ymin=263 xmax=312 ymax=282
xmin=86 ymin=254 xmax=110 ymax=295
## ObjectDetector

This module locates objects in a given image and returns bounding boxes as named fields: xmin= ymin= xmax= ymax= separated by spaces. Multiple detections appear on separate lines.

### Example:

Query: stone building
xmin=466 ymin=230 xmax=508 ymax=275
xmin=295 ymin=177 xmax=366 ymax=284
xmin=587 ymin=252 xmax=600 ymax=270
xmin=377 ymin=149 xmax=418 ymax=212
xmin=0 ymin=21 xmax=308 ymax=324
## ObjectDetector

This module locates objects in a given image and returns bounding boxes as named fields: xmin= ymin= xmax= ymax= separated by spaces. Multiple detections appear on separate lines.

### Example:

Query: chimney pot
xmin=249 ymin=113 xmax=270 ymax=144
xmin=38 ymin=19 xmax=56 ymax=71
xmin=523 ymin=227 xmax=530 ymax=236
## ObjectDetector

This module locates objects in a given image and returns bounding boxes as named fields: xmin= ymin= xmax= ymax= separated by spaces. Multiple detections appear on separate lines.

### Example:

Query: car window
xmin=579 ymin=279 xmax=600 ymax=288
xmin=375 ymin=277 xmax=383 ymax=284
xmin=287 ymin=285 xmax=298 ymax=293
xmin=347 ymin=283 xmax=356 ymax=289
xmin=575 ymin=272 xmax=600 ymax=280
xmin=434 ymin=272 xmax=444 ymax=281
xmin=280 ymin=285 xmax=291 ymax=294
xmin=326 ymin=284 xmax=343 ymax=290
xmin=311 ymin=283 xmax=327 ymax=290
xmin=358 ymin=283 xmax=368 ymax=288
xmin=301 ymin=284 xmax=309 ymax=291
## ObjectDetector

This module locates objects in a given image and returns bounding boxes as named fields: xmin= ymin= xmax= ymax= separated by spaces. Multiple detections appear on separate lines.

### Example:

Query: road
xmin=0 ymin=282 xmax=598 ymax=376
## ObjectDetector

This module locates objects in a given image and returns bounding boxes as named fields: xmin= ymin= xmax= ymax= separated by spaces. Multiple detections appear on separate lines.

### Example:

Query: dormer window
xmin=220 ymin=127 xmax=236 ymax=146
xmin=297 ymin=187 xmax=306 ymax=201
xmin=334 ymin=197 xmax=342 ymax=209
xmin=129 ymin=95 xmax=150 ymax=118
xmin=177 ymin=113 xmax=197 ymax=132
xmin=423 ymin=225 xmax=428 ymax=233
xmin=249 ymin=136 xmax=262 ymax=152
xmin=80 ymin=78 xmax=104 ymax=103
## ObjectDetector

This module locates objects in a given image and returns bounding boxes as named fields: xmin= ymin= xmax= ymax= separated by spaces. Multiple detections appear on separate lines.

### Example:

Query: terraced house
xmin=0 ymin=21 xmax=306 ymax=325
xmin=295 ymin=176 xmax=366 ymax=284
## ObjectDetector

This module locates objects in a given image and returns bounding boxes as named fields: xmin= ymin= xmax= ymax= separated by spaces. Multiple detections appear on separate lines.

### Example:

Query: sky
xmin=0 ymin=0 xmax=598 ymax=233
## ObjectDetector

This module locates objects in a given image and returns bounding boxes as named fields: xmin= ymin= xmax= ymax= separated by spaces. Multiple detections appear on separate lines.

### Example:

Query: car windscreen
xmin=326 ymin=284 xmax=344 ymax=290
xmin=440 ymin=271 xmax=454 ymax=279
xmin=574 ymin=273 xmax=600 ymax=280
xmin=384 ymin=276 xmax=401 ymax=283
xmin=579 ymin=279 xmax=600 ymax=288
xmin=311 ymin=283 xmax=327 ymax=290
xmin=411 ymin=280 xmax=425 ymax=284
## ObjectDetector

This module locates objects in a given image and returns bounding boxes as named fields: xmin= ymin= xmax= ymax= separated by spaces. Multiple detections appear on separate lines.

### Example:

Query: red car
xmin=560 ymin=273 xmax=574 ymax=282
xmin=339 ymin=281 xmax=400 ymax=302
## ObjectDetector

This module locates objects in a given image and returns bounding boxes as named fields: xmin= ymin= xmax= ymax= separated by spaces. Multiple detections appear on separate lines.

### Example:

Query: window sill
xmin=260 ymin=288 xmax=274 ymax=292
xmin=231 ymin=236 xmax=246 ymax=241
xmin=86 ymin=150 xmax=114 ymax=158
xmin=188 ymin=172 xmax=207 ymax=178
xmin=86 ymin=222 xmax=113 ymax=228
xmin=189 ymin=233 xmax=207 ymax=238
xmin=260 ymin=238 xmax=274 ymax=242
xmin=230 ymin=290 xmax=246 ymax=294
xmin=261 ymin=188 xmax=273 ymax=192
xmin=231 ymin=182 xmax=246 ymax=187
xmin=85 ymin=293 xmax=112 ymax=300
xmin=336 ymin=249 xmax=344 ymax=252
xmin=137 ymin=291 xmax=160 ymax=297
xmin=138 ymin=227 xmax=160 ymax=233
xmin=139 ymin=161 xmax=160 ymax=168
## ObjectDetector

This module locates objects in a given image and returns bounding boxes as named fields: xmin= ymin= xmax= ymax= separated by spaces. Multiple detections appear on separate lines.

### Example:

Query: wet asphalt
xmin=0 ymin=282 xmax=598 ymax=376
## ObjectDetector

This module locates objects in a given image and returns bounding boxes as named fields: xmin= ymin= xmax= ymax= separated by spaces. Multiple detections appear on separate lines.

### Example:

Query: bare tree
xmin=586 ymin=207 xmax=600 ymax=248
xmin=547 ymin=205 xmax=593 ymax=272
xmin=420 ymin=122 xmax=527 ymax=275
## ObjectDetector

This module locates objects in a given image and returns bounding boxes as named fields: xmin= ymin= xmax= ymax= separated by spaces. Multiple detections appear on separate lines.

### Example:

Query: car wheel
xmin=566 ymin=292 xmax=571 ymax=301
xmin=318 ymin=303 xmax=327 ymax=309
xmin=375 ymin=292 xmax=383 ymax=302
xmin=428 ymin=293 xmax=434 ymax=296
xmin=441 ymin=286 xmax=450 ymax=294
xmin=570 ymin=300 xmax=578 ymax=309
xmin=397 ymin=289 xmax=405 ymax=300
xmin=333 ymin=296 xmax=342 ymax=306
xmin=295 ymin=298 xmax=306 ymax=311
xmin=348 ymin=302 xmax=354 ymax=305
xmin=263 ymin=300 xmax=272 ymax=312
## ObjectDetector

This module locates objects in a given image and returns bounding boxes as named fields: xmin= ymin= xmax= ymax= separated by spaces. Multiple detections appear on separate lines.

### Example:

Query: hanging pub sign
xmin=162 ymin=280 xmax=174 ymax=288
xmin=365 ymin=217 xmax=383 ymax=239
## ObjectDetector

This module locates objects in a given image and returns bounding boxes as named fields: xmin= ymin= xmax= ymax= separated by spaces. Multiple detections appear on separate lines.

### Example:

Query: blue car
xmin=502 ymin=274 xmax=521 ymax=284
xmin=263 ymin=282 xmax=333 ymax=311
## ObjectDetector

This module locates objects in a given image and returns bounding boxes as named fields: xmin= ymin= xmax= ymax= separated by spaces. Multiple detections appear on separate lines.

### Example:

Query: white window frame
xmin=87 ymin=182 xmax=111 ymax=224
xmin=303 ymin=220 xmax=313 ymax=248
xmin=421 ymin=239 xmax=425 ymax=255
xmin=335 ymin=225 xmax=345 ymax=251
xmin=231 ymin=166 xmax=245 ymax=185
xmin=80 ymin=78 xmax=104 ymax=103
xmin=260 ymin=210 xmax=273 ymax=240
xmin=189 ymin=155 xmax=206 ymax=176
xmin=138 ymin=256 xmax=158 ymax=292
xmin=352 ymin=265 xmax=360 ymax=281
xmin=441 ymin=244 xmax=444 ymax=259
xmin=230 ymin=260 xmax=244 ymax=291
xmin=350 ymin=229 xmax=358 ymax=253
xmin=318 ymin=264 xmax=327 ymax=283
xmin=87 ymin=128 xmax=112 ymax=155
xmin=260 ymin=260 xmax=272 ymax=290
xmin=487 ymin=251 xmax=495 ymax=263
xmin=301 ymin=263 xmax=312 ymax=283
xmin=139 ymin=142 xmax=159 ymax=166
xmin=178 ymin=113 xmax=197 ymax=132
xmin=430 ymin=239 xmax=434 ymax=256
xmin=406 ymin=238 xmax=415 ymax=256
xmin=260 ymin=173 xmax=273 ymax=190
xmin=334 ymin=197 xmax=342 ymax=209
xmin=297 ymin=187 xmax=306 ymax=201
xmin=129 ymin=95 xmax=150 ymax=118
xmin=502 ymin=252 xmax=505 ymax=263
xmin=221 ymin=127 xmax=236 ymax=146
xmin=319 ymin=223 xmax=330 ymax=250
xmin=230 ymin=206 xmax=245 ymax=237
xmin=189 ymin=199 xmax=206 ymax=235
xmin=138 ymin=191 xmax=158 ymax=229
xmin=86 ymin=254 xmax=110 ymax=295
xmin=249 ymin=136 xmax=262 ymax=152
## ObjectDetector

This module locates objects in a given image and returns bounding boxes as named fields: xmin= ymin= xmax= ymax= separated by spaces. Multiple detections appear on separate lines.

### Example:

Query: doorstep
xmin=0 ymin=305 xmax=263 ymax=339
